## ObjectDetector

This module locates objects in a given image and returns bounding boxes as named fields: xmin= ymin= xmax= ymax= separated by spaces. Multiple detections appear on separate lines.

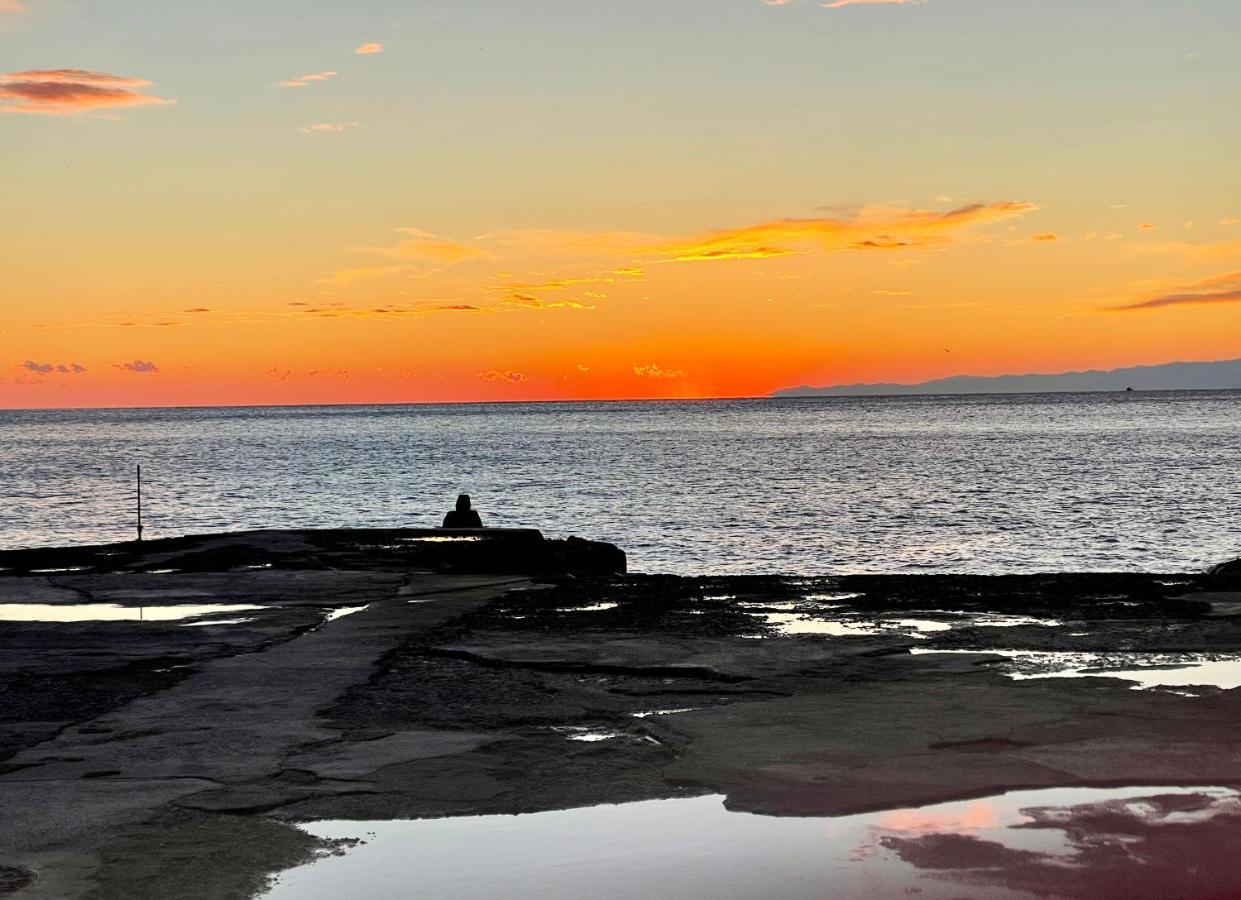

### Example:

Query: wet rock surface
xmin=0 ymin=532 xmax=1239 ymax=897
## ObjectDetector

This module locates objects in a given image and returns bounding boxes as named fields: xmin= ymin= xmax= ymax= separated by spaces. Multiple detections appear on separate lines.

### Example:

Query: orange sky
xmin=3 ymin=0 xmax=1239 ymax=407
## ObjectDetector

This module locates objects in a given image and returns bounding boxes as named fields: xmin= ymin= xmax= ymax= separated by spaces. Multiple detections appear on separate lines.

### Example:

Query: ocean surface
xmin=1 ymin=391 xmax=1238 ymax=575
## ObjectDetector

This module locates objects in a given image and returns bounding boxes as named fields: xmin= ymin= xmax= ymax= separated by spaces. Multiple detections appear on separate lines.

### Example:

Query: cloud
xmin=503 ymin=292 xmax=594 ymax=311
xmin=0 ymin=69 xmax=175 ymax=116
xmin=1111 ymin=271 xmax=1241 ymax=312
xmin=370 ymin=228 xmax=493 ymax=264
xmin=821 ymin=0 xmax=926 ymax=7
xmin=276 ymin=71 xmax=337 ymax=88
xmin=1138 ymin=223 xmax=1157 ymax=231
xmin=0 ymin=1 xmax=24 ymax=12
xmin=21 ymin=360 xmax=85 ymax=374
xmin=299 ymin=121 xmax=358 ymax=134
xmin=1030 ymin=232 xmax=1062 ymax=242
xmin=633 ymin=364 xmax=686 ymax=379
xmin=183 ymin=307 xmax=210 ymax=313
xmin=1220 ymin=217 xmax=1239 ymax=226
xmin=114 ymin=359 xmax=159 ymax=373
xmin=480 ymin=370 xmax=527 ymax=383
xmin=355 ymin=43 xmax=384 ymax=55
xmin=650 ymin=201 xmax=1037 ymax=262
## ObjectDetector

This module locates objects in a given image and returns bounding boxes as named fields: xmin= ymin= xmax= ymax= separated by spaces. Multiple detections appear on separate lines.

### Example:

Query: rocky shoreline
xmin=1 ymin=530 xmax=1240 ymax=898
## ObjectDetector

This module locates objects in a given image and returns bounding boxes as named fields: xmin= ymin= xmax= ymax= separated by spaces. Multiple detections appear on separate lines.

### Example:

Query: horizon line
xmin=4 ymin=385 xmax=1240 ymax=414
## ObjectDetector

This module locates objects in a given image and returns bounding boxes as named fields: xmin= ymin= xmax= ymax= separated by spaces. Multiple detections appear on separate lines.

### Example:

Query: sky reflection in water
xmin=265 ymin=786 xmax=1241 ymax=900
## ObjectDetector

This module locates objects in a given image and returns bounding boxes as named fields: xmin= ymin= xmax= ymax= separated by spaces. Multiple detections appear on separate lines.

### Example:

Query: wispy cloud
xmin=649 ymin=202 xmax=1037 ymax=262
xmin=821 ymin=0 xmax=926 ymax=7
xmin=114 ymin=359 xmax=159 ymax=373
xmin=355 ymin=43 xmax=384 ymax=55
xmin=0 ymin=69 xmax=174 ymax=116
xmin=0 ymin=1 xmax=25 ymax=12
xmin=633 ymin=364 xmax=686 ymax=379
xmin=503 ymin=292 xmax=595 ymax=311
xmin=480 ymin=370 xmax=527 ymax=383
xmin=299 ymin=121 xmax=358 ymax=134
xmin=1030 ymin=232 xmax=1062 ymax=242
xmin=1111 ymin=271 xmax=1241 ymax=312
xmin=276 ymin=71 xmax=337 ymax=88
xmin=378 ymin=228 xmax=491 ymax=263
xmin=21 ymin=360 xmax=86 ymax=374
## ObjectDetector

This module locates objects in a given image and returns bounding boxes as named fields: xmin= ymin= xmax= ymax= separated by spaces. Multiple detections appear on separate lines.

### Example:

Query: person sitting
xmin=442 ymin=493 xmax=483 ymax=528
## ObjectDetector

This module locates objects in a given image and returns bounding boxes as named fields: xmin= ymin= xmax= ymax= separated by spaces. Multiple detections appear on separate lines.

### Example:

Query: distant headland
xmin=772 ymin=356 xmax=1241 ymax=398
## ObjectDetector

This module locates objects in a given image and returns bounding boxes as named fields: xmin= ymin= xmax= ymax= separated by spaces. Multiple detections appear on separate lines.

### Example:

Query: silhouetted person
xmin=442 ymin=493 xmax=483 ymax=528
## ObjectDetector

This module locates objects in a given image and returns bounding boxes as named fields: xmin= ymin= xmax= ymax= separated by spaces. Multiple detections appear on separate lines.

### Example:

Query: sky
xmin=2 ymin=0 xmax=1239 ymax=407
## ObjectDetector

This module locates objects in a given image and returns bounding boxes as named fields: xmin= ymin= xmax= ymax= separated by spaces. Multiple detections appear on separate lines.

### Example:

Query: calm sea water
xmin=1 ymin=392 xmax=1238 ymax=575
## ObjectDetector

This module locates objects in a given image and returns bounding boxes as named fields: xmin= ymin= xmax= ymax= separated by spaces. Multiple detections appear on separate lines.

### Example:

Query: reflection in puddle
xmin=182 ymin=617 xmax=255 ymax=627
xmin=548 ymin=726 xmax=622 ymax=742
xmin=912 ymin=648 xmax=1241 ymax=690
xmin=323 ymin=605 xmax=369 ymax=623
xmin=631 ymin=708 xmax=699 ymax=719
xmin=558 ymin=602 xmax=619 ymax=613
xmin=400 ymin=535 xmax=485 ymax=543
xmin=264 ymin=786 xmax=1241 ymax=900
xmin=753 ymin=606 xmax=1064 ymax=639
xmin=763 ymin=614 xmax=953 ymax=637
xmin=0 ymin=603 xmax=264 ymax=623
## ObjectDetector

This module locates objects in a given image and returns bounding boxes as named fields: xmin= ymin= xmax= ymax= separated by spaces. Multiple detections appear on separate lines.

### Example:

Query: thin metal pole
xmin=136 ymin=463 xmax=144 ymax=543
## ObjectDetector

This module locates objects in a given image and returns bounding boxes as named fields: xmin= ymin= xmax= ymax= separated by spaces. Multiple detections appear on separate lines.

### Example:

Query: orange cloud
xmin=504 ymin=292 xmax=595 ymax=311
xmin=299 ymin=122 xmax=358 ymax=134
xmin=276 ymin=71 xmax=337 ymax=88
xmin=651 ymin=201 xmax=1037 ymax=262
xmin=0 ymin=69 xmax=175 ymax=116
xmin=373 ymin=227 xmax=493 ymax=264
xmin=1030 ymin=232 xmax=1062 ymax=242
xmin=1111 ymin=271 xmax=1241 ymax=312
xmin=1220 ymin=217 xmax=1239 ymax=226
xmin=634 ymin=364 xmax=685 ymax=379
xmin=0 ymin=1 xmax=25 ymax=11
xmin=480 ymin=370 xmax=526 ymax=383
xmin=355 ymin=43 xmax=384 ymax=55
xmin=822 ymin=0 xmax=925 ymax=7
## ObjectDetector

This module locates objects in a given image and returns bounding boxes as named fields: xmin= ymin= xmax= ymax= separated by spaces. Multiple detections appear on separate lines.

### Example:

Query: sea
xmin=2 ymin=391 xmax=1239 ymax=575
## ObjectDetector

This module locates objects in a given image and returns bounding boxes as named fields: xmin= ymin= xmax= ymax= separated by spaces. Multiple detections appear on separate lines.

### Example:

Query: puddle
xmin=324 ymin=605 xmax=369 ymax=623
xmin=956 ymin=613 xmax=1065 ymax=628
xmin=762 ymin=614 xmax=953 ymax=637
xmin=557 ymin=602 xmax=618 ymax=613
xmin=0 ymin=603 xmax=264 ymax=623
xmin=400 ymin=535 xmax=485 ymax=543
xmin=751 ymin=606 xmax=1063 ymax=639
xmin=263 ymin=785 xmax=1241 ymax=900
xmin=631 ymin=708 xmax=699 ymax=719
xmin=181 ymin=617 xmax=255 ymax=627
xmin=29 ymin=567 xmax=88 ymax=574
xmin=912 ymin=648 xmax=1241 ymax=690
xmin=548 ymin=726 xmax=622 ymax=742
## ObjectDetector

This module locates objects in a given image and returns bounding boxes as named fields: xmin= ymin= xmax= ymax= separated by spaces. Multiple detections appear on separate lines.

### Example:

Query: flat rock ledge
xmin=0 ymin=532 xmax=1239 ymax=899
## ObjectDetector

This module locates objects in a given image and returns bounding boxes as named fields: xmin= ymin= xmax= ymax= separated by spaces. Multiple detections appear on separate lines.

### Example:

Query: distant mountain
xmin=772 ymin=357 xmax=1241 ymax=398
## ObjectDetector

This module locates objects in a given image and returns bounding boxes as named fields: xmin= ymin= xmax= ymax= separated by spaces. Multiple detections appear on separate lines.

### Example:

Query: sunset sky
xmin=3 ymin=0 xmax=1239 ymax=407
